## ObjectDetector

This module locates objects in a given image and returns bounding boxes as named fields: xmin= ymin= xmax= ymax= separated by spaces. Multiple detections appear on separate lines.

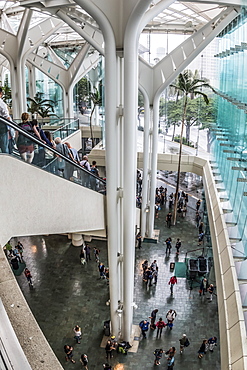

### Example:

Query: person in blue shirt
xmin=167 ymin=355 xmax=175 ymax=369
xmin=139 ymin=319 xmax=149 ymax=339
xmin=208 ymin=336 xmax=217 ymax=352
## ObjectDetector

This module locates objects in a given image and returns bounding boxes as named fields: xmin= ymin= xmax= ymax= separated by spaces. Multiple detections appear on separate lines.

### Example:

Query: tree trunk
xmin=186 ymin=124 xmax=190 ymax=143
xmin=172 ymin=122 xmax=176 ymax=141
xmin=90 ymin=106 xmax=95 ymax=148
xmin=173 ymin=96 xmax=188 ymax=225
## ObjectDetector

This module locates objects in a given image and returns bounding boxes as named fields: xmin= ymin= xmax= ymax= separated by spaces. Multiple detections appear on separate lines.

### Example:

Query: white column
xmin=10 ymin=60 xmax=26 ymax=119
xmin=63 ymin=88 xmax=69 ymax=119
xmin=140 ymin=89 xmax=150 ymax=238
xmin=67 ymin=86 xmax=74 ymax=119
xmin=71 ymin=233 xmax=84 ymax=247
xmin=122 ymin=0 xmax=152 ymax=341
xmin=27 ymin=64 xmax=36 ymax=99
xmin=148 ymin=97 xmax=159 ymax=237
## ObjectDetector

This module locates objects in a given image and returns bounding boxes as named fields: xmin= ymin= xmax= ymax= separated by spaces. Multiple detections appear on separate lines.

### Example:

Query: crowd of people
xmin=0 ymin=106 xmax=101 ymax=185
xmin=135 ymin=182 xmax=217 ymax=369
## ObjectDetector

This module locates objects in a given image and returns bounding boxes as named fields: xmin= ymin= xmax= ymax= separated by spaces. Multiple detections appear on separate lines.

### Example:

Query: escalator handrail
xmin=0 ymin=116 xmax=106 ymax=184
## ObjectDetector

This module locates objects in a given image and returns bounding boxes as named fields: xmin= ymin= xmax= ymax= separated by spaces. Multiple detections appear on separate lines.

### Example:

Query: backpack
xmin=154 ymin=349 xmax=160 ymax=355
xmin=184 ymin=338 xmax=190 ymax=347
xmin=20 ymin=121 xmax=33 ymax=133
xmin=82 ymin=161 xmax=88 ymax=170
xmin=0 ymin=122 xmax=7 ymax=134
xmin=91 ymin=167 xmax=99 ymax=176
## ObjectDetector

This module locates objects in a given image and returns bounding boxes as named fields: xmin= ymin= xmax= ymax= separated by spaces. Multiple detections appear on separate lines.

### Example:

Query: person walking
xmin=195 ymin=212 xmax=201 ymax=227
xmin=196 ymin=199 xmax=201 ymax=211
xmin=84 ymin=244 xmax=91 ymax=261
xmin=16 ymin=241 xmax=24 ymax=261
xmin=165 ymin=238 xmax=172 ymax=256
xmin=167 ymin=355 xmax=175 ymax=369
xmin=105 ymin=339 xmax=114 ymax=360
xmin=64 ymin=345 xmax=75 ymax=363
xmin=207 ymin=284 xmax=215 ymax=302
xmin=136 ymin=232 xmax=142 ymax=249
xmin=198 ymin=222 xmax=204 ymax=234
xmin=154 ymin=348 xmax=163 ymax=365
xmin=207 ymin=336 xmax=217 ymax=352
xmin=166 ymin=309 xmax=177 ymax=330
xmin=5 ymin=241 xmax=13 ymax=257
xmin=80 ymin=354 xmax=89 ymax=369
xmin=94 ymin=247 xmax=100 ymax=262
xmin=153 ymin=267 xmax=158 ymax=285
xmin=149 ymin=309 xmax=159 ymax=330
xmin=156 ymin=318 xmax=166 ymax=338
xmin=139 ymin=319 xmax=150 ymax=339
xmin=179 ymin=334 xmax=189 ymax=353
xmin=168 ymin=276 xmax=177 ymax=295
xmin=98 ymin=262 xmax=106 ymax=279
xmin=103 ymin=364 xmax=112 ymax=370
xmin=80 ymin=249 xmax=86 ymax=265
xmin=166 ymin=212 xmax=172 ymax=228
xmin=13 ymin=246 xmax=21 ymax=263
xmin=198 ymin=339 xmax=208 ymax=359
xmin=24 ymin=268 xmax=33 ymax=286
xmin=73 ymin=325 xmax=82 ymax=344
xmin=166 ymin=347 xmax=176 ymax=357
xmin=199 ymin=278 xmax=208 ymax=296
xmin=0 ymin=86 xmax=11 ymax=154
xmin=175 ymin=239 xmax=181 ymax=255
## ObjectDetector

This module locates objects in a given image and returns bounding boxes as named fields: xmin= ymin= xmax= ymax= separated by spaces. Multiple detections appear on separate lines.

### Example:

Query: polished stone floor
xmin=14 ymin=184 xmax=220 ymax=370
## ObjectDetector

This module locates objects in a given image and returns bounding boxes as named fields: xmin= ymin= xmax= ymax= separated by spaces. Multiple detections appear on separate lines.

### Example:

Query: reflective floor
xmin=14 ymin=184 xmax=220 ymax=369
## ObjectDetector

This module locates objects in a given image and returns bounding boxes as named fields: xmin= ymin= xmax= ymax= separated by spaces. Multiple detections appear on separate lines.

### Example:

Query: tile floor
xmin=14 ymin=184 xmax=220 ymax=370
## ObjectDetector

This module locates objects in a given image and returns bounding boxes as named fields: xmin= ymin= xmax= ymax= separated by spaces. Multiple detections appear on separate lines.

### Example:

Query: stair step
xmin=217 ymin=188 xmax=226 ymax=192
xmin=215 ymin=180 xmax=223 ymax=184
xmin=223 ymin=209 xmax=233 ymax=214
xmin=230 ymin=237 xmax=242 ymax=242
xmin=238 ymin=279 xmax=247 ymax=284
xmin=213 ymin=172 xmax=220 ymax=176
xmin=220 ymin=197 xmax=229 ymax=202
xmin=226 ymin=221 xmax=237 ymax=226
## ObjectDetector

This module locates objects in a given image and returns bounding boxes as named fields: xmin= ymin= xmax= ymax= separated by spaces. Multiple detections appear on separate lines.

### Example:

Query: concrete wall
xmin=62 ymin=129 xmax=82 ymax=151
xmin=0 ymin=155 xmax=106 ymax=369
xmin=0 ymin=155 xmax=105 ymax=244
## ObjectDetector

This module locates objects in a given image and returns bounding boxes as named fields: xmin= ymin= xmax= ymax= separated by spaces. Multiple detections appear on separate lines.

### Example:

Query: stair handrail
xmin=0 ymin=116 xmax=106 ymax=185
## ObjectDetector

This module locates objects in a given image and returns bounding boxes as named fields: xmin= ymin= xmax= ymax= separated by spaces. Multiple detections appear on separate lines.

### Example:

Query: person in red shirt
xmin=24 ymin=268 xmax=33 ymax=286
xmin=156 ymin=317 xmax=166 ymax=338
xmin=168 ymin=275 xmax=177 ymax=295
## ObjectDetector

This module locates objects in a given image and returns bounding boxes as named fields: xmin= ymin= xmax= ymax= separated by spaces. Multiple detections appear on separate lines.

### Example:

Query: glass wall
xmin=213 ymin=9 xmax=247 ymax=252
xmin=34 ymin=69 xmax=63 ymax=118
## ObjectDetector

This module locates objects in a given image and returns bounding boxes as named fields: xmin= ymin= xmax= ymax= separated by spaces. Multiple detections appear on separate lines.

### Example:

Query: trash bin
xmin=103 ymin=320 xmax=111 ymax=336
xmin=198 ymin=257 xmax=208 ymax=275
xmin=170 ymin=262 xmax=175 ymax=271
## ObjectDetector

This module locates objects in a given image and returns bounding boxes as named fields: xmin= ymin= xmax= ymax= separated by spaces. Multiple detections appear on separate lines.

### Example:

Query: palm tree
xmin=170 ymin=70 xmax=214 ymax=225
xmin=87 ymin=87 xmax=102 ymax=148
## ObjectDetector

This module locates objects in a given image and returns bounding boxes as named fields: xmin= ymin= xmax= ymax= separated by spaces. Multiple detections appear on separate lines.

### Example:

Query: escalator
xmin=0 ymin=117 xmax=106 ymax=238
xmin=0 ymin=116 xmax=106 ymax=194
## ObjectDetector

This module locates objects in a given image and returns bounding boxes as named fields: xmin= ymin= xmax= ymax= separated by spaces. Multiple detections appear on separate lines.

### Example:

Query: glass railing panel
xmin=0 ymin=117 xmax=106 ymax=194
xmin=52 ymin=119 xmax=80 ymax=140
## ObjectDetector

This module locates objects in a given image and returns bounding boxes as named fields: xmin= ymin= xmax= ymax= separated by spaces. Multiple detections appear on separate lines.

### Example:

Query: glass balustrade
xmin=0 ymin=118 xmax=106 ymax=194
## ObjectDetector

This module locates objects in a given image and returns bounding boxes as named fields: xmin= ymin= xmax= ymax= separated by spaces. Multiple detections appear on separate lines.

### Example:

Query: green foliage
xmin=138 ymin=91 xmax=144 ymax=108
xmin=1 ymin=76 xmax=12 ymax=108
xmin=27 ymin=92 xmax=57 ymax=117
xmin=174 ymin=135 xmax=194 ymax=147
